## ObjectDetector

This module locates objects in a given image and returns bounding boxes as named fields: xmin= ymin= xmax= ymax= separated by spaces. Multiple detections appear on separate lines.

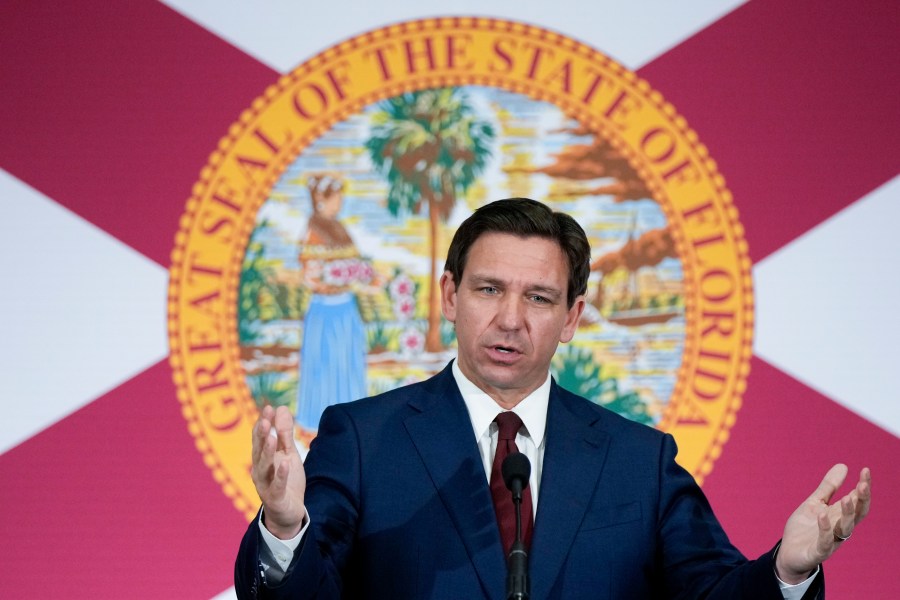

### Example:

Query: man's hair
xmin=444 ymin=198 xmax=590 ymax=308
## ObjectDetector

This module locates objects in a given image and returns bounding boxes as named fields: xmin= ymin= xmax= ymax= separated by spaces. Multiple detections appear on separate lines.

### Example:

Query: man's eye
xmin=480 ymin=286 xmax=498 ymax=295
xmin=530 ymin=295 xmax=549 ymax=304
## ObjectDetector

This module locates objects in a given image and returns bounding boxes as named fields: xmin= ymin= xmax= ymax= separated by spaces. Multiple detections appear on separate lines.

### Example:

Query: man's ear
xmin=559 ymin=295 xmax=586 ymax=343
xmin=439 ymin=271 xmax=457 ymax=323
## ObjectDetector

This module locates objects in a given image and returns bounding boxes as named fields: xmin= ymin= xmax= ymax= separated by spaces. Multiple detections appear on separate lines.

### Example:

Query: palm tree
xmin=366 ymin=88 xmax=495 ymax=352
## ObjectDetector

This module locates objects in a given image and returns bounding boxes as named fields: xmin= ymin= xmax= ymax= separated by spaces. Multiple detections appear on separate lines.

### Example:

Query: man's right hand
xmin=251 ymin=405 xmax=307 ymax=539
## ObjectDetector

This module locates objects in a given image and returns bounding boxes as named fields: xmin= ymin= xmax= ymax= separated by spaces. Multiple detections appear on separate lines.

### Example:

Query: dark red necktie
xmin=490 ymin=411 xmax=534 ymax=555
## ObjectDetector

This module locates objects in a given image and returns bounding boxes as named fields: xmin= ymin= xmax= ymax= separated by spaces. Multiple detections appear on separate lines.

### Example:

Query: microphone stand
xmin=506 ymin=478 xmax=530 ymax=599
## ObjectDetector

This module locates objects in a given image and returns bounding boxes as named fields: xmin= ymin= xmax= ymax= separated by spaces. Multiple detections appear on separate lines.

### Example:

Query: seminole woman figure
xmin=295 ymin=175 xmax=374 ymax=440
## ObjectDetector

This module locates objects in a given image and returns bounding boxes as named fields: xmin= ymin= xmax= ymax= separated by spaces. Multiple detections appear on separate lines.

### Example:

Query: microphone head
xmin=501 ymin=452 xmax=531 ymax=492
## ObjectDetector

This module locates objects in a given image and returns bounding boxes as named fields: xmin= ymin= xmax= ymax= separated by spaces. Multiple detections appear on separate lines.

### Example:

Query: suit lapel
xmin=530 ymin=385 xmax=611 ymax=599
xmin=403 ymin=366 xmax=506 ymax=600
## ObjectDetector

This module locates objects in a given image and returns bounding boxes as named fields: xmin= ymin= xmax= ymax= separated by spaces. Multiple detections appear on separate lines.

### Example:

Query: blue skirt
xmin=295 ymin=293 xmax=367 ymax=430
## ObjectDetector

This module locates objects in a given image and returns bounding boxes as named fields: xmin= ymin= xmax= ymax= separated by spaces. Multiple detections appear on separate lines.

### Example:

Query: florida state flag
xmin=1 ymin=1 xmax=897 ymax=598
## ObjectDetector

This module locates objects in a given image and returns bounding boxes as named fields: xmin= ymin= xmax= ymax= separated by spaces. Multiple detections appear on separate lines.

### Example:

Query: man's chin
xmin=480 ymin=368 xmax=540 ymax=396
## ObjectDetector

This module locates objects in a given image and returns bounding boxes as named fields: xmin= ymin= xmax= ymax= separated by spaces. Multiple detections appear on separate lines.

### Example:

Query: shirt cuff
xmin=776 ymin=565 xmax=819 ymax=600
xmin=257 ymin=507 xmax=309 ymax=572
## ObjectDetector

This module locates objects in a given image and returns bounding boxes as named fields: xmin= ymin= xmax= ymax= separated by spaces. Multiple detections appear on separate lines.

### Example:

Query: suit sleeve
xmin=654 ymin=433 xmax=824 ymax=599
xmin=234 ymin=404 xmax=361 ymax=599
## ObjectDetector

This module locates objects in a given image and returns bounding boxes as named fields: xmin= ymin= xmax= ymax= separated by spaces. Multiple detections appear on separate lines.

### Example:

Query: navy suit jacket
xmin=236 ymin=363 xmax=823 ymax=599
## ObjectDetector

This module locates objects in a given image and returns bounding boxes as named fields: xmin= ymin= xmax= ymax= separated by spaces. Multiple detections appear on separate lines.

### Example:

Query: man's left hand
xmin=776 ymin=464 xmax=872 ymax=584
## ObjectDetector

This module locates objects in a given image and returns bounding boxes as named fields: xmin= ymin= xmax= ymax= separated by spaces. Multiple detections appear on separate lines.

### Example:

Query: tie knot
xmin=494 ymin=411 xmax=524 ymax=441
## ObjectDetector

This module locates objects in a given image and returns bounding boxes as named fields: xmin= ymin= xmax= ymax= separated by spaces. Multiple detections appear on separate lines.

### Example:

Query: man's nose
xmin=496 ymin=295 xmax=524 ymax=330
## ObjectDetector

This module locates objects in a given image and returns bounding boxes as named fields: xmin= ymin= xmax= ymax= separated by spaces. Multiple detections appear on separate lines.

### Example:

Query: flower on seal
xmin=398 ymin=327 xmax=425 ymax=356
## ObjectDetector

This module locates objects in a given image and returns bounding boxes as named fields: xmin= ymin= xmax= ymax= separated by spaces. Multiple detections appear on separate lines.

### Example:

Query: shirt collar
xmin=452 ymin=359 xmax=549 ymax=447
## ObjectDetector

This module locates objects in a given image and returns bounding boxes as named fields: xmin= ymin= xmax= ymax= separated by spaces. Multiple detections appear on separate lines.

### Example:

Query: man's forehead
xmin=468 ymin=231 xmax=561 ymax=253
xmin=463 ymin=235 xmax=567 ymax=285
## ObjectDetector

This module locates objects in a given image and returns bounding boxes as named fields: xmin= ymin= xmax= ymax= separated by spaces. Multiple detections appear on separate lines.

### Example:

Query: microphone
xmin=501 ymin=452 xmax=531 ymax=600
xmin=502 ymin=451 xmax=530 ymax=501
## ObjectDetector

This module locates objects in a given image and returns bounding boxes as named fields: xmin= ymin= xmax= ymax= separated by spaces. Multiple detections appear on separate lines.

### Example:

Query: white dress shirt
xmin=452 ymin=359 xmax=546 ymax=516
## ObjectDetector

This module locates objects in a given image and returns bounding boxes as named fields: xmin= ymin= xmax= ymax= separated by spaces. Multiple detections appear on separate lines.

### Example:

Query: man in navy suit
xmin=236 ymin=198 xmax=871 ymax=599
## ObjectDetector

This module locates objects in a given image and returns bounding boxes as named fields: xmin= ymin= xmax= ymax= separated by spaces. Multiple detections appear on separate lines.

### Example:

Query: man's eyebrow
xmin=528 ymin=285 xmax=563 ymax=300
xmin=467 ymin=274 xmax=504 ymax=287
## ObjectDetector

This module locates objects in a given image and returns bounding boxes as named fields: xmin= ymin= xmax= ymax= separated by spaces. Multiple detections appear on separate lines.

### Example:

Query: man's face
xmin=440 ymin=232 xmax=585 ymax=408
